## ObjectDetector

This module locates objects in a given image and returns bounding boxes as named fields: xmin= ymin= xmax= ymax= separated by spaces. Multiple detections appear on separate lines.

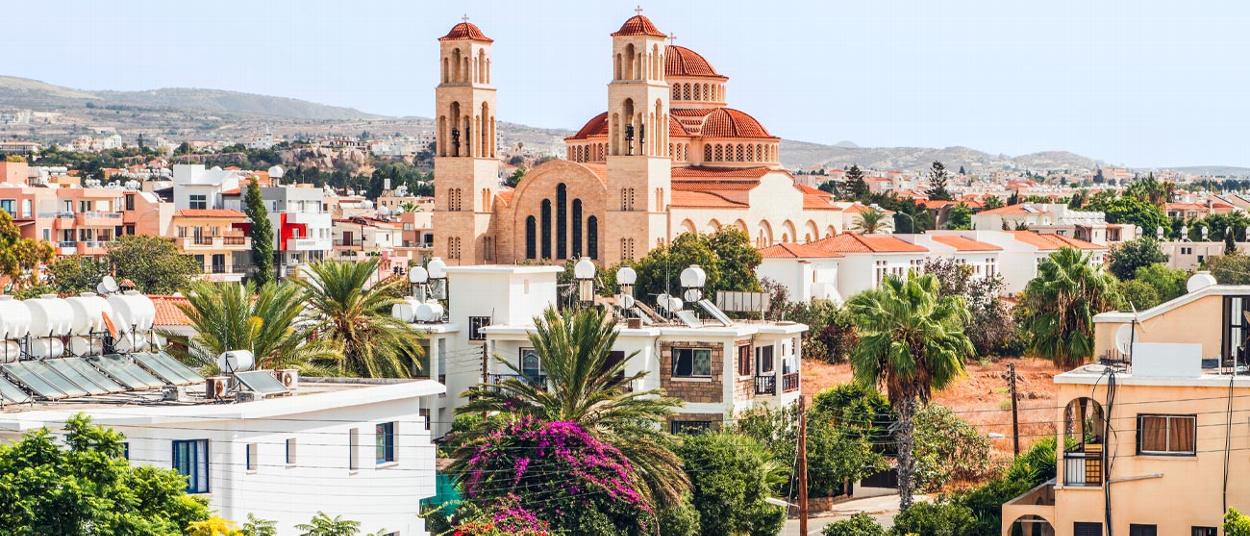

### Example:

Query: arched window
xmin=704 ymin=144 xmax=712 ymax=162
xmin=441 ymin=58 xmax=449 ymax=83
xmin=525 ymin=216 xmax=537 ymax=259
xmin=672 ymin=86 xmax=680 ymax=99
xmin=714 ymin=145 xmax=723 ymax=161
xmin=587 ymin=216 xmax=598 ymax=260
xmin=682 ymin=84 xmax=691 ymax=100
xmin=556 ymin=184 xmax=568 ymax=259
xmin=693 ymin=84 xmax=701 ymax=100
xmin=452 ymin=48 xmax=463 ymax=82
xmin=615 ymin=53 xmax=622 ymax=80
xmin=735 ymin=144 xmax=744 ymax=161
xmin=572 ymin=199 xmax=583 ymax=258
xmin=541 ymin=199 xmax=552 ymax=258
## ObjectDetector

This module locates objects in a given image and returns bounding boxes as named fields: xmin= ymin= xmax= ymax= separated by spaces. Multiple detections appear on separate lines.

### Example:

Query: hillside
xmin=778 ymin=139 xmax=1103 ymax=172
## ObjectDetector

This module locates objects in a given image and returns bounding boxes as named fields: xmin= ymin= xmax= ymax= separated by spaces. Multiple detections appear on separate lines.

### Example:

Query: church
xmin=433 ymin=11 xmax=855 ymax=266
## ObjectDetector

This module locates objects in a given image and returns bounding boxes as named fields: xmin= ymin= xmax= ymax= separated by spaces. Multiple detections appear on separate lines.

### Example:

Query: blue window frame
xmin=172 ymin=439 xmax=209 ymax=493
xmin=376 ymin=422 xmax=396 ymax=464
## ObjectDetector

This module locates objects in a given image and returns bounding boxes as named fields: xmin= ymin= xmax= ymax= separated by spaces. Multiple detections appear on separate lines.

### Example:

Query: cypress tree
xmin=845 ymin=164 xmax=868 ymax=200
xmin=244 ymin=178 xmax=275 ymax=286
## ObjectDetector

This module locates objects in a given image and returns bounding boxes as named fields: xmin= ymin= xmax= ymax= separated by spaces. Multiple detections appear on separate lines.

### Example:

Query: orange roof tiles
xmin=612 ymin=14 xmax=666 ymax=37
xmin=803 ymin=195 xmax=840 ymax=210
xmin=174 ymin=209 xmax=247 ymax=219
xmin=440 ymin=21 xmax=493 ymax=42
xmin=931 ymin=235 xmax=1002 ymax=252
xmin=567 ymin=112 xmax=608 ymax=140
xmin=671 ymin=166 xmax=772 ymax=179
xmin=817 ymin=233 xmax=929 ymax=253
xmin=977 ymin=204 xmax=1042 ymax=216
xmin=666 ymin=45 xmax=725 ymax=79
xmin=759 ymin=242 xmax=843 ymax=259
xmin=701 ymin=108 xmax=773 ymax=138
xmin=670 ymin=190 xmax=748 ymax=209
xmin=151 ymin=295 xmax=191 ymax=326
xmin=1010 ymin=231 xmax=1104 ymax=250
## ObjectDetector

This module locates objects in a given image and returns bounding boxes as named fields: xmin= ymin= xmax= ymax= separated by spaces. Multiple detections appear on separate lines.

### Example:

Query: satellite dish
xmin=1114 ymin=324 xmax=1134 ymax=355
xmin=618 ymin=294 xmax=636 ymax=309
xmin=96 ymin=276 xmax=119 ymax=295
xmin=217 ymin=350 xmax=256 ymax=374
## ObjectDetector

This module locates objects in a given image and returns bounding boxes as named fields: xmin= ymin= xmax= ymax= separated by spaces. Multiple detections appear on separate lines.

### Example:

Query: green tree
xmin=946 ymin=203 xmax=973 ymax=230
xmin=46 ymin=255 xmax=109 ymax=294
xmin=0 ymin=209 xmax=54 ymax=294
xmin=455 ymin=307 xmax=689 ymax=505
xmin=1208 ymin=254 xmax=1250 ymax=284
xmin=105 ymin=234 xmax=201 ymax=293
xmin=850 ymin=208 xmax=889 ymax=234
xmin=294 ymin=512 xmax=361 ymax=536
xmin=1228 ymin=509 xmax=1250 ymax=536
xmin=295 ymin=259 xmax=423 ymax=378
xmin=167 ymin=280 xmax=341 ymax=373
xmin=912 ymin=404 xmax=993 ymax=491
xmin=188 ymin=517 xmax=243 ymax=536
xmin=845 ymin=164 xmax=868 ymax=200
xmin=1107 ymin=237 xmax=1167 ymax=280
xmin=707 ymin=227 xmax=763 ymax=292
xmin=633 ymin=228 xmax=761 ymax=301
xmin=1086 ymin=194 xmax=1169 ymax=237
xmin=244 ymin=178 xmax=275 ymax=286
xmin=1017 ymin=247 xmax=1120 ymax=367
xmin=950 ymin=437 xmax=1058 ymax=535
xmin=242 ymin=514 xmax=278 ymax=536
xmin=1119 ymin=279 xmax=1162 ymax=310
xmin=677 ymin=432 xmax=786 ymax=536
xmin=925 ymin=161 xmax=952 ymax=200
xmin=893 ymin=199 xmax=933 ymax=233
xmin=0 ymin=414 xmax=210 ymax=534
xmin=890 ymin=501 xmax=977 ymax=536
xmin=1134 ymin=263 xmax=1187 ymax=303
xmin=983 ymin=195 xmax=1004 ymax=210
xmin=505 ymin=167 xmax=527 ymax=187
xmin=846 ymin=274 xmax=974 ymax=510
xmin=820 ymin=513 xmax=887 ymax=536
xmin=1228 ymin=226 xmax=1239 ymax=255
xmin=922 ymin=258 xmax=1019 ymax=356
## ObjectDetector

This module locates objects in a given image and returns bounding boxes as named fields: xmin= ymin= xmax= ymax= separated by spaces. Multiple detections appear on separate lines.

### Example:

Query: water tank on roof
xmin=107 ymin=292 xmax=156 ymax=333
xmin=268 ymin=165 xmax=284 ymax=179
xmin=68 ymin=336 xmax=104 ymax=356
xmin=0 ymin=341 xmax=19 ymax=363
xmin=1187 ymin=271 xmax=1218 ymax=293
xmin=0 ymin=296 xmax=31 ymax=340
xmin=66 ymin=294 xmax=113 ymax=336
xmin=29 ymin=337 xmax=64 ymax=359
xmin=391 ymin=297 xmax=421 ymax=322
xmin=414 ymin=302 xmax=445 ymax=323
xmin=25 ymin=296 xmax=73 ymax=337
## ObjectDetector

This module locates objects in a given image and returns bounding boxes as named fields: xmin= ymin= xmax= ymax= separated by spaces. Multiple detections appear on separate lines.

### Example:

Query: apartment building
xmin=1002 ymin=275 xmax=1250 ymax=536
xmin=170 ymin=209 xmax=252 ymax=281
xmin=973 ymin=203 xmax=1137 ymax=246
xmin=398 ymin=262 xmax=805 ymax=438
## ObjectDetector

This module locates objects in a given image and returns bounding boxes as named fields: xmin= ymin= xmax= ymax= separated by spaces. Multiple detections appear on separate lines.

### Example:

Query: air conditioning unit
xmin=205 ymin=376 xmax=230 ymax=400
xmin=273 ymin=368 xmax=299 ymax=390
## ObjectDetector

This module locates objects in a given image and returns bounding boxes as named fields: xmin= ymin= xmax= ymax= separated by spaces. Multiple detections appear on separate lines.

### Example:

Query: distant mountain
xmin=0 ymin=76 xmax=379 ymax=121
xmin=778 ymin=140 xmax=1103 ymax=173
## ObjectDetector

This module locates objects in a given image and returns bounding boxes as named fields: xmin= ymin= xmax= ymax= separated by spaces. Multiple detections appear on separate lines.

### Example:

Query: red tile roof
xmin=930 ymin=235 xmax=1002 ymax=252
xmin=672 ymin=166 xmax=772 ymax=179
xmin=174 ymin=209 xmax=247 ymax=219
xmin=760 ymin=242 xmax=843 ymax=259
xmin=977 ymin=204 xmax=1045 ymax=216
xmin=612 ymin=14 xmax=666 ymax=37
xmin=568 ymin=112 xmax=608 ymax=140
xmin=670 ymin=190 xmax=748 ymax=209
xmin=1010 ymin=231 xmax=1104 ymax=250
xmin=701 ymin=108 xmax=773 ymax=138
xmin=151 ymin=295 xmax=191 ymax=326
xmin=815 ymin=233 xmax=928 ymax=253
xmin=666 ymin=45 xmax=725 ymax=79
xmin=440 ymin=21 xmax=493 ymax=42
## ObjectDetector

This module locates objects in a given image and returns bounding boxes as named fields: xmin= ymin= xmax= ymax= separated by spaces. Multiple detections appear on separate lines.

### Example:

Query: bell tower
xmin=433 ymin=17 xmax=500 ymax=265
xmin=605 ymin=8 xmax=672 ymax=265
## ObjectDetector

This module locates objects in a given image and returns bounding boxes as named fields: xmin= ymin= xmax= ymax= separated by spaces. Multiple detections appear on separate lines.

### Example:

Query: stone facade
xmin=659 ymin=341 xmax=723 ymax=403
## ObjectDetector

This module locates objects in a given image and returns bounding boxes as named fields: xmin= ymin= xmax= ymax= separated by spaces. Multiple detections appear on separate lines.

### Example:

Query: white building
xmin=757 ymin=233 xmax=929 ymax=303
xmin=172 ymin=164 xmax=243 ymax=211
xmin=971 ymin=202 xmax=1136 ymax=246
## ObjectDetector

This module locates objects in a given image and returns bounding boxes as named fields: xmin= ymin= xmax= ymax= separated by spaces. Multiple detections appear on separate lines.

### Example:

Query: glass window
xmin=468 ymin=316 xmax=491 ymax=341
xmin=672 ymin=348 xmax=712 ymax=378
xmin=245 ymin=443 xmax=258 ymax=472
xmin=737 ymin=345 xmax=751 ymax=376
xmin=285 ymin=438 xmax=297 ymax=465
xmin=670 ymin=420 xmax=712 ymax=435
xmin=756 ymin=345 xmax=774 ymax=374
xmin=0 ymin=199 xmax=13 ymax=216
xmin=520 ymin=348 xmax=543 ymax=381
xmin=349 ymin=428 xmax=359 ymax=471
xmin=1129 ymin=525 xmax=1157 ymax=536
xmin=1074 ymin=523 xmax=1102 ymax=536
xmin=1193 ymin=527 xmax=1218 ymax=536
xmin=376 ymin=422 xmax=396 ymax=464
xmin=1137 ymin=414 xmax=1196 ymax=455
xmin=172 ymin=439 xmax=210 ymax=493
xmin=189 ymin=194 xmax=207 ymax=210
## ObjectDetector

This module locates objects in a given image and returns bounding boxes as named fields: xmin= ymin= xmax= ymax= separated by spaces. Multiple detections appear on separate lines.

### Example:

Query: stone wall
xmin=660 ymin=341 xmax=722 ymax=403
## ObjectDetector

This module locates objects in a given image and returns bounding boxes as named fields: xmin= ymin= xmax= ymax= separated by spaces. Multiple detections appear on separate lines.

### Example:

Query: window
xmin=246 ymin=443 xmax=258 ymax=472
xmin=122 ymin=442 xmax=130 ymax=460
xmin=736 ymin=345 xmax=751 ymax=377
xmin=189 ymin=194 xmax=207 ymax=210
xmin=1193 ymin=527 xmax=1218 ymax=536
xmin=672 ymin=348 xmax=712 ymax=378
xmin=171 ymin=439 xmax=210 ymax=493
xmin=1129 ymin=525 xmax=1157 ymax=536
xmin=285 ymin=438 xmax=297 ymax=465
xmin=1074 ymin=522 xmax=1102 ymax=536
xmin=376 ymin=422 xmax=396 ymax=464
xmin=670 ymin=420 xmax=712 ymax=435
xmin=349 ymin=428 xmax=360 ymax=471
xmin=756 ymin=345 xmax=774 ymax=374
xmin=0 ymin=199 xmax=12 ymax=216
xmin=1137 ymin=414 xmax=1196 ymax=455
xmin=125 ymin=194 xmax=135 ymax=211
xmin=520 ymin=348 xmax=543 ymax=382
xmin=468 ymin=316 xmax=491 ymax=341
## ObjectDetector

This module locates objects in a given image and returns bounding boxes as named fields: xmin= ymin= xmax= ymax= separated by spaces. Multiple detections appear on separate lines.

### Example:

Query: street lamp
xmin=574 ymin=257 xmax=596 ymax=304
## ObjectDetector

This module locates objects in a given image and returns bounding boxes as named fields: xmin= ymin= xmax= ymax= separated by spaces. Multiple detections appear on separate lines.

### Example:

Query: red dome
xmin=440 ymin=21 xmax=493 ymax=42
xmin=612 ymin=14 xmax=666 ymax=37
xmin=666 ymin=45 xmax=724 ymax=79
xmin=567 ymin=112 xmax=609 ymax=140
xmin=701 ymin=108 xmax=773 ymax=138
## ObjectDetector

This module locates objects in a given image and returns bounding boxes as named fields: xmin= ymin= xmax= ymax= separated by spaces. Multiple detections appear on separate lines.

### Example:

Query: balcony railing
xmin=487 ymin=373 xmax=548 ymax=389
xmin=1063 ymin=451 xmax=1103 ymax=486
xmin=222 ymin=236 xmax=247 ymax=246
xmin=782 ymin=372 xmax=800 ymax=393
xmin=754 ymin=375 xmax=776 ymax=395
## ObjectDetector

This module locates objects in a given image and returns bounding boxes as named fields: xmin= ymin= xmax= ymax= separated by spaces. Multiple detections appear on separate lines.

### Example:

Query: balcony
xmin=754 ymin=375 xmax=776 ymax=396
xmin=180 ymin=235 xmax=251 ymax=251
xmin=782 ymin=372 xmax=800 ymax=393
xmin=287 ymin=237 xmax=331 ymax=251
xmin=1063 ymin=449 xmax=1103 ymax=487
xmin=75 ymin=241 xmax=108 ymax=256
xmin=75 ymin=211 xmax=122 ymax=227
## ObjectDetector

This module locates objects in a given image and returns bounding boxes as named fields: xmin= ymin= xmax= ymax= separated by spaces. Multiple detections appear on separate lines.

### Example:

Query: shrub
xmin=890 ymin=501 xmax=976 ymax=536
xmin=913 ymin=404 xmax=993 ymax=492
xmin=820 ymin=513 xmax=887 ymax=536
xmin=1108 ymin=237 xmax=1167 ymax=280
xmin=1227 ymin=508 xmax=1250 ymax=536
xmin=677 ymin=431 xmax=786 ymax=536
xmin=949 ymin=437 xmax=1058 ymax=535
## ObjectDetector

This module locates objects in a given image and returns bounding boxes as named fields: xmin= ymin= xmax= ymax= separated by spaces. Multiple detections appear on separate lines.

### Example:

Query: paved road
xmin=779 ymin=494 xmax=927 ymax=536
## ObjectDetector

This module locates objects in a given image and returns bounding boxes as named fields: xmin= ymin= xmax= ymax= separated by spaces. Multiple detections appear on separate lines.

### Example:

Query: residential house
xmin=756 ymin=232 xmax=928 ymax=303
xmin=170 ymin=209 xmax=252 ymax=281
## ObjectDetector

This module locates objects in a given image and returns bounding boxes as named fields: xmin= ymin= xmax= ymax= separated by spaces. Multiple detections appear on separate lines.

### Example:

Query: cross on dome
xmin=635 ymin=5 xmax=643 ymax=15
xmin=461 ymin=14 xmax=470 ymax=22
xmin=668 ymin=32 xmax=677 ymax=44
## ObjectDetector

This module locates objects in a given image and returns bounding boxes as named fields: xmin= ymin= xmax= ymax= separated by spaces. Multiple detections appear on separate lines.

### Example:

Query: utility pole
xmin=481 ymin=343 xmax=489 ymax=419
xmin=1008 ymin=362 xmax=1020 ymax=457
xmin=797 ymin=395 xmax=809 ymax=536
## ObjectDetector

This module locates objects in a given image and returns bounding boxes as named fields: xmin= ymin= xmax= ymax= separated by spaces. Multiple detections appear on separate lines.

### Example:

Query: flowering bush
xmin=458 ymin=417 xmax=651 ymax=534
xmin=452 ymin=496 xmax=551 ymax=536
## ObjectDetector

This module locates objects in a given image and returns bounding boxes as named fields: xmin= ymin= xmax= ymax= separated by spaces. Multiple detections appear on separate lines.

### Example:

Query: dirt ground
xmin=802 ymin=356 xmax=1063 ymax=460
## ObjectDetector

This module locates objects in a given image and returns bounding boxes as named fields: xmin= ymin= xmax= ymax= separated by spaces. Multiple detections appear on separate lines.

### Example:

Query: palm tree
xmin=846 ymin=274 xmax=974 ymax=510
xmin=398 ymin=201 xmax=418 ymax=213
xmin=454 ymin=306 xmax=690 ymax=505
xmin=167 ymin=280 xmax=341 ymax=374
xmin=295 ymin=258 xmax=423 ymax=378
xmin=1018 ymin=247 xmax=1119 ymax=368
xmin=851 ymin=208 xmax=888 ymax=234
xmin=294 ymin=512 xmax=360 ymax=536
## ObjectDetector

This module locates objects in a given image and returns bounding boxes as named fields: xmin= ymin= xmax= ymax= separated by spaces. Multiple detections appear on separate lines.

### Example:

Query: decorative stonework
xmin=659 ymin=341 xmax=722 ymax=403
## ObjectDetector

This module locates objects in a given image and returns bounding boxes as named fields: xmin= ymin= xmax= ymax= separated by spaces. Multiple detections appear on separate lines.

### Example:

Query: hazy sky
xmin=9 ymin=1 xmax=1250 ymax=167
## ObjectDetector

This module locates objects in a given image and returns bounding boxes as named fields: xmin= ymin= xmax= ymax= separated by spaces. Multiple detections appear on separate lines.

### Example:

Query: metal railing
xmin=782 ymin=372 xmax=800 ymax=393
xmin=487 ymin=373 xmax=548 ymax=389
xmin=222 ymin=236 xmax=247 ymax=246
xmin=1063 ymin=452 xmax=1102 ymax=486
xmin=754 ymin=375 xmax=776 ymax=395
